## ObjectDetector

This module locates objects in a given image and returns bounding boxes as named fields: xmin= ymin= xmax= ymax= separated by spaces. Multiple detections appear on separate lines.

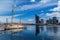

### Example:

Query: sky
xmin=0 ymin=0 xmax=60 ymax=23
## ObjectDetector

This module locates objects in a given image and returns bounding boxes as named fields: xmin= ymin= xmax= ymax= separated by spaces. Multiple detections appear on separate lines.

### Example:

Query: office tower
xmin=52 ymin=17 xmax=58 ymax=24
xmin=46 ymin=20 xmax=49 ymax=25
xmin=35 ymin=14 xmax=39 ymax=35
xmin=35 ymin=14 xmax=39 ymax=24
xmin=49 ymin=18 xmax=52 ymax=24
xmin=40 ymin=19 xmax=44 ymax=25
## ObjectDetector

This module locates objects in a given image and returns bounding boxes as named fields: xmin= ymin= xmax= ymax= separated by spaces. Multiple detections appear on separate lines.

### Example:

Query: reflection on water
xmin=0 ymin=25 xmax=60 ymax=40
xmin=47 ymin=26 xmax=58 ymax=36
xmin=0 ymin=29 xmax=24 ymax=34
xmin=35 ymin=24 xmax=39 ymax=35
xmin=53 ymin=26 xmax=58 ymax=33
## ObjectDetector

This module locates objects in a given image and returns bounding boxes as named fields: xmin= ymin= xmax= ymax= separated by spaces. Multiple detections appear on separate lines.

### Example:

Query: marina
xmin=0 ymin=25 xmax=60 ymax=40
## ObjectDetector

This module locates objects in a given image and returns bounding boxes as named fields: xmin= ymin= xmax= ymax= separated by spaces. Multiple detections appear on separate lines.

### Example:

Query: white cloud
xmin=30 ymin=0 xmax=35 ymax=2
xmin=45 ymin=0 xmax=60 ymax=22
xmin=0 ymin=16 xmax=19 ymax=23
xmin=47 ymin=0 xmax=60 ymax=17
xmin=27 ymin=19 xmax=35 ymax=23
xmin=0 ymin=0 xmax=21 ymax=23
xmin=0 ymin=0 xmax=13 ymax=14
xmin=0 ymin=0 xmax=58 ymax=23
xmin=50 ymin=0 xmax=60 ymax=11
xmin=50 ymin=7 xmax=60 ymax=11
xmin=58 ymin=0 xmax=60 ymax=6
xmin=40 ymin=0 xmax=51 ymax=3
xmin=0 ymin=14 xmax=21 ymax=23
xmin=28 ymin=19 xmax=34 ymax=21
xmin=46 ymin=12 xmax=60 ymax=17
xmin=15 ymin=0 xmax=57 ymax=11
xmin=46 ymin=12 xmax=60 ymax=22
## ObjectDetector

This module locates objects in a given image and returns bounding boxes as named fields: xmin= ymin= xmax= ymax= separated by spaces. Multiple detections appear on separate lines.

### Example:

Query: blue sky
xmin=0 ymin=0 xmax=60 ymax=23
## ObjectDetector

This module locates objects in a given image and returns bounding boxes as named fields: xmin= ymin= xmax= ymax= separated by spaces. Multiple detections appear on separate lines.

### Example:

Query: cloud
xmin=0 ymin=0 xmax=21 ymax=23
xmin=46 ymin=12 xmax=60 ymax=17
xmin=15 ymin=0 xmax=57 ymax=11
xmin=45 ymin=12 xmax=60 ymax=22
xmin=45 ymin=0 xmax=60 ymax=22
xmin=0 ymin=0 xmax=13 ymax=14
xmin=30 ymin=0 xmax=35 ymax=2
xmin=40 ymin=0 xmax=51 ymax=3
xmin=45 ymin=0 xmax=60 ymax=17
xmin=0 ymin=0 xmax=58 ymax=23
xmin=50 ymin=7 xmax=60 ymax=11
xmin=46 ymin=0 xmax=60 ymax=17
xmin=27 ymin=19 xmax=34 ymax=23
xmin=0 ymin=14 xmax=21 ymax=23
xmin=50 ymin=0 xmax=60 ymax=11
xmin=0 ymin=16 xmax=19 ymax=23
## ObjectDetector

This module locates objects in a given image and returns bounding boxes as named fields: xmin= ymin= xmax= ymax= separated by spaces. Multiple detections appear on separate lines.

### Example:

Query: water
xmin=0 ymin=25 xmax=60 ymax=40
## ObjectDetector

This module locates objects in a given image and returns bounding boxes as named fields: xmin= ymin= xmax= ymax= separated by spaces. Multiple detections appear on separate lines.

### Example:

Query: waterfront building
xmin=40 ymin=19 xmax=44 ymax=25
xmin=46 ymin=20 xmax=49 ymax=25
xmin=35 ymin=14 xmax=40 ymax=25
xmin=39 ymin=20 xmax=41 ymax=25
xmin=49 ymin=18 xmax=53 ymax=24
xmin=52 ymin=17 xmax=58 ymax=24
xmin=35 ymin=14 xmax=40 ymax=35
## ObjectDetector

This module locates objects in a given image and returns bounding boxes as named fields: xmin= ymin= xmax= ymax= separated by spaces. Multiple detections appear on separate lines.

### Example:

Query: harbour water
xmin=0 ymin=25 xmax=60 ymax=40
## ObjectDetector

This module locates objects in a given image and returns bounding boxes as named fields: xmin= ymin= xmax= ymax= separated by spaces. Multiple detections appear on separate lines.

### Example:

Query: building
xmin=35 ymin=14 xmax=40 ymax=35
xmin=46 ymin=20 xmax=49 ymax=25
xmin=52 ymin=17 xmax=58 ymax=24
xmin=40 ymin=19 xmax=44 ymax=25
xmin=49 ymin=18 xmax=53 ymax=24
xmin=35 ymin=14 xmax=40 ymax=25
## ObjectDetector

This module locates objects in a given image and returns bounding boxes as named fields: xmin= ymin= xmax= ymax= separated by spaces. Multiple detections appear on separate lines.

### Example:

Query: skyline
xmin=0 ymin=0 xmax=60 ymax=23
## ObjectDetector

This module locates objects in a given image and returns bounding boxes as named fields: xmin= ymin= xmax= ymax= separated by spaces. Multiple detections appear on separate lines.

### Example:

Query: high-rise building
xmin=35 ymin=14 xmax=39 ymax=24
xmin=40 ymin=19 xmax=44 ymax=25
xmin=46 ymin=20 xmax=49 ymax=25
xmin=35 ymin=14 xmax=40 ymax=35
xmin=39 ymin=21 xmax=41 ymax=24
xmin=52 ymin=17 xmax=58 ymax=24
xmin=49 ymin=18 xmax=52 ymax=24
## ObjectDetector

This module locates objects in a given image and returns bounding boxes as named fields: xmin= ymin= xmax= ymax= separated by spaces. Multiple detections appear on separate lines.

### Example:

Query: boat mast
xmin=20 ymin=14 xmax=22 ymax=24
xmin=11 ymin=4 xmax=14 ymax=24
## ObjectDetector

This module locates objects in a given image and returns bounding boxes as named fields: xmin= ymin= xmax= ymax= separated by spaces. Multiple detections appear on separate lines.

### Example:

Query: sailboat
xmin=7 ymin=5 xmax=25 ymax=30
